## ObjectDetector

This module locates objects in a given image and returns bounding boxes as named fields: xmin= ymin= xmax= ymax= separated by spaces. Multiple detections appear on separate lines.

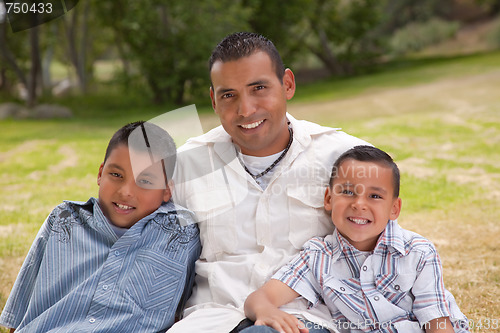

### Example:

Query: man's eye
xmin=110 ymin=172 xmax=121 ymax=178
xmin=342 ymin=190 xmax=354 ymax=195
xmin=221 ymin=92 xmax=234 ymax=99
xmin=255 ymin=85 xmax=265 ymax=91
xmin=370 ymin=194 xmax=382 ymax=199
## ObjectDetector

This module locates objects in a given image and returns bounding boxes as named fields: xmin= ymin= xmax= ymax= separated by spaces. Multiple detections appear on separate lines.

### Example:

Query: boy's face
xmin=325 ymin=159 xmax=401 ymax=251
xmin=209 ymin=51 xmax=295 ymax=157
xmin=97 ymin=144 xmax=171 ymax=228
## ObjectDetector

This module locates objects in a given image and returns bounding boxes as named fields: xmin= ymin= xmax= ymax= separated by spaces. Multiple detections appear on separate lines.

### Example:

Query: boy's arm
xmin=244 ymin=279 xmax=308 ymax=333
xmin=10 ymin=329 xmax=15 ymax=333
xmin=425 ymin=317 xmax=455 ymax=333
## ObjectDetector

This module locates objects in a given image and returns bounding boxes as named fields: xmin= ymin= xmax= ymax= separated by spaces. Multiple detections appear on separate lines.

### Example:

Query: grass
xmin=1 ymin=51 xmax=500 ymax=332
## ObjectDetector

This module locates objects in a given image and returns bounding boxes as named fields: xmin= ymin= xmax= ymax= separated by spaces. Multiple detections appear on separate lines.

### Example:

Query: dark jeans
xmin=231 ymin=318 xmax=330 ymax=333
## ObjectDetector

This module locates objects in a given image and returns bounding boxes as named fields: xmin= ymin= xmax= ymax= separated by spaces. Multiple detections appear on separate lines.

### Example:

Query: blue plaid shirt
xmin=0 ymin=198 xmax=200 ymax=333
xmin=274 ymin=220 xmax=469 ymax=333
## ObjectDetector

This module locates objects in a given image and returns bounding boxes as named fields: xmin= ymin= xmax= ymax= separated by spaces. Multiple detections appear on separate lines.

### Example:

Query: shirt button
xmin=89 ymin=318 xmax=96 ymax=323
xmin=374 ymin=296 xmax=380 ymax=301
xmin=395 ymin=285 xmax=401 ymax=291
xmin=114 ymin=250 xmax=120 ymax=256
xmin=103 ymin=285 xmax=109 ymax=290
xmin=362 ymin=266 xmax=368 ymax=271
xmin=340 ymin=287 xmax=346 ymax=291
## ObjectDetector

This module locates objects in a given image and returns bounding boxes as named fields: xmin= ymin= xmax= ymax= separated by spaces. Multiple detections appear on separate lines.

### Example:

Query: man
xmin=170 ymin=32 xmax=369 ymax=332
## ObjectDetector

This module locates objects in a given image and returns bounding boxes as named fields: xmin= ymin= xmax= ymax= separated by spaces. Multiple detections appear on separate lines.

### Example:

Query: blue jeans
xmin=239 ymin=319 xmax=330 ymax=333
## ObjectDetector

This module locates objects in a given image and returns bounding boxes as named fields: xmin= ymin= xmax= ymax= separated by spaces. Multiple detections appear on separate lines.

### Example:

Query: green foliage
xmin=301 ymin=0 xmax=386 ymax=75
xmin=390 ymin=18 xmax=460 ymax=55
xmin=93 ymin=0 xmax=250 ymax=105
xmin=487 ymin=15 xmax=500 ymax=48
xmin=380 ymin=0 xmax=455 ymax=33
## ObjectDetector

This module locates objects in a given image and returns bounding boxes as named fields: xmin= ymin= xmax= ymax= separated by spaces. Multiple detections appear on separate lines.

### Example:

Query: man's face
xmin=97 ymin=144 xmax=171 ymax=228
xmin=210 ymin=51 xmax=295 ymax=157
xmin=324 ymin=159 xmax=402 ymax=251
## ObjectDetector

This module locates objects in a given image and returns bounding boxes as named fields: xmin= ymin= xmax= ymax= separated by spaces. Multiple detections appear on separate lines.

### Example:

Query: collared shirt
xmin=0 ymin=198 xmax=200 ymax=333
xmin=169 ymin=113 xmax=369 ymax=332
xmin=274 ymin=220 xmax=470 ymax=333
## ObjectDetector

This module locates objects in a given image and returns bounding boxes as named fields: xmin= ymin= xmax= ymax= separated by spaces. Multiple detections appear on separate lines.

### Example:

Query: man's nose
xmin=237 ymin=94 xmax=257 ymax=117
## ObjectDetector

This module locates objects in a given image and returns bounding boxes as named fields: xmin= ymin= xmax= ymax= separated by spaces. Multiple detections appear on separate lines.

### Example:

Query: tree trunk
xmin=308 ymin=28 xmax=345 ymax=76
xmin=27 ymin=25 xmax=41 ymax=108
xmin=0 ymin=21 xmax=28 ymax=89
xmin=65 ymin=2 xmax=90 ymax=94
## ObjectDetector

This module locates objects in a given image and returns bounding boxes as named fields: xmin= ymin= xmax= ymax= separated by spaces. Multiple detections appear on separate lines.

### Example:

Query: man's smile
xmin=240 ymin=119 xmax=265 ymax=129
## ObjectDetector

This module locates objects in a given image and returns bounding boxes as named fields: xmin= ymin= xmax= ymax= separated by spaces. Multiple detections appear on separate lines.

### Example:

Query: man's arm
xmin=244 ymin=279 xmax=308 ymax=333
xmin=10 ymin=328 xmax=15 ymax=333
xmin=425 ymin=317 xmax=455 ymax=333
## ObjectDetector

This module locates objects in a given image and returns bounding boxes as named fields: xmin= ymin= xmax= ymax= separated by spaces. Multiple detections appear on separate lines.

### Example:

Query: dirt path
xmin=288 ymin=69 xmax=500 ymax=123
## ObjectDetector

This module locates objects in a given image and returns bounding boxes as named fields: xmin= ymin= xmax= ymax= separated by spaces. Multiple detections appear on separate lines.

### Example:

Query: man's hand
xmin=254 ymin=307 xmax=308 ymax=333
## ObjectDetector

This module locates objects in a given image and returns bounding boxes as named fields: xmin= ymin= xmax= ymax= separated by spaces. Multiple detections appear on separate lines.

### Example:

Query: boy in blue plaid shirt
xmin=244 ymin=146 xmax=469 ymax=333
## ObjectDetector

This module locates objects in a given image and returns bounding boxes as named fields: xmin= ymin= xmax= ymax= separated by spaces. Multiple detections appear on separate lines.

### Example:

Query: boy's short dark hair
xmin=329 ymin=145 xmax=400 ymax=198
xmin=103 ymin=121 xmax=177 ymax=180
xmin=208 ymin=32 xmax=285 ymax=84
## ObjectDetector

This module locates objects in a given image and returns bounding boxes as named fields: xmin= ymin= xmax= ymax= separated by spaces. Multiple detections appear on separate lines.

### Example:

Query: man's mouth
xmin=240 ymin=120 xmax=264 ymax=129
xmin=348 ymin=217 xmax=371 ymax=225
xmin=114 ymin=202 xmax=135 ymax=210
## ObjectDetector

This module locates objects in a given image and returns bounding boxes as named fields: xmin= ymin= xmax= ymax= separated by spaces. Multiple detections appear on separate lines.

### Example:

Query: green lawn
xmin=1 ymin=51 xmax=500 ymax=332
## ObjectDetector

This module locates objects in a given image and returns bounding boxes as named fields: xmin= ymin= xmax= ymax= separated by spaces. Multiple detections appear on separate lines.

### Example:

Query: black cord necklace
xmin=236 ymin=127 xmax=293 ymax=180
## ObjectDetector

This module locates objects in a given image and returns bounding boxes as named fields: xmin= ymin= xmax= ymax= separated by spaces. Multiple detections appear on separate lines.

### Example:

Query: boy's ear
xmin=324 ymin=186 xmax=332 ymax=211
xmin=163 ymin=182 xmax=172 ymax=202
xmin=97 ymin=163 xmax=104 ymax=186
xmin=390 ymin=197 xmax=402 ymax=220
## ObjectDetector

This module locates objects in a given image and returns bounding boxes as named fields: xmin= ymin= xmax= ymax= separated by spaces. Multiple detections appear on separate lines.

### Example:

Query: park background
xmin=1 ymin=0 xmax=499 ymax=331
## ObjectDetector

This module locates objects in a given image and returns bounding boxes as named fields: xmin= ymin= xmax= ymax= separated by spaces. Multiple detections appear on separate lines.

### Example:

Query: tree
xmin=95 ymin=0 xmax=250 ymax=105
xmin=243 ymin=0 xmax=311 ymax=65
xmin=302 ymin=0 xmax=385 ymax=75
xmin=0 ymin=14 xmax=29 ymax=95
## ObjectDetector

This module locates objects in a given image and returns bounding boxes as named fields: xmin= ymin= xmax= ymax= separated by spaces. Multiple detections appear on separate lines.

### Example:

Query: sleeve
xmin=411 ymin=243 xmax=453 ymax=325
xmin=272 ymin=240 xmax=324 ymax=308
xmin=174 ymin=223 xmax=201 ymax=320
xmin=0 ymin=213 xmax=52 ymax=329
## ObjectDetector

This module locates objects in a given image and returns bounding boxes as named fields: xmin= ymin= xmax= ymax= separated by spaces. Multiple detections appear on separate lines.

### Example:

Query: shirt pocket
xmin=185 ymin=188 xmax=237 ymax=259
xmin=124 ymin=249 xmax=185 ymax=312
xmin=375 ymin=273 xmax=415 ymax=308
xmin=323 ymin=278 xmax=361 ymax=318
xmin=287 ymin=185 xmax=331 ymax=249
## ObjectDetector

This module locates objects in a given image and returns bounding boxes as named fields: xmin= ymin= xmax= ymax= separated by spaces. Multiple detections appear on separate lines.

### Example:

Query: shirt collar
xmin=286 ymin=113 xmax=340 ymax=150
xmin=333 ymin=219 xmax=407 ymax=257
xmin=334 ymin=228 xmax=370 ymax=256
xmin=64 ymin=198 xmax=196 ymax=229
xmin=184 ymin=113 xmax=340 ymax=146
xmin=375 ymin=219 xmax=407 ymax=256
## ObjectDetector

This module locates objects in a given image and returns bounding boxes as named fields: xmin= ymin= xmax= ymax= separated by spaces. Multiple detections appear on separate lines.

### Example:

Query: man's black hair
xmin=208 ymin=32 xmax=285 ymax=84
xmin=103 ymin=121 xmax=177 ymax=180
xmin=329 ymin=145 xmax=400 ymax=198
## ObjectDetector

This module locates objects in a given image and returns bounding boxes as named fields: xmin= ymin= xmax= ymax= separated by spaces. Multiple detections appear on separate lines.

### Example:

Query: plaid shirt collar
xmin=334 ymin=219 xmax=407 ymax=258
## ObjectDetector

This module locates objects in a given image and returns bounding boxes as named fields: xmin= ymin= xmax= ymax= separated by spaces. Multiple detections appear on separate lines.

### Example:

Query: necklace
xmin=236 ymin=127 xmax=293 ymax=180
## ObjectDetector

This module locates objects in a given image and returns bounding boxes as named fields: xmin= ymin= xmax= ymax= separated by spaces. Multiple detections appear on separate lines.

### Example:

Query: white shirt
xmin=170 ymin=113 xmax=369 ymax=332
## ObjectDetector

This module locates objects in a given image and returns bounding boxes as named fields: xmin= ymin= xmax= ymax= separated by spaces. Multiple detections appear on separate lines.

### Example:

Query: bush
xmin=390 ymin=18 xmax=460 ymax=55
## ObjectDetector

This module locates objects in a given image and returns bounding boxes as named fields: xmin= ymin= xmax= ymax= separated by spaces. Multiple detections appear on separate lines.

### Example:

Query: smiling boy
xmin=0 ymin=121 xmax=200 ymax=333
xmin=244 ymin=146 xmax=469 ymax=333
